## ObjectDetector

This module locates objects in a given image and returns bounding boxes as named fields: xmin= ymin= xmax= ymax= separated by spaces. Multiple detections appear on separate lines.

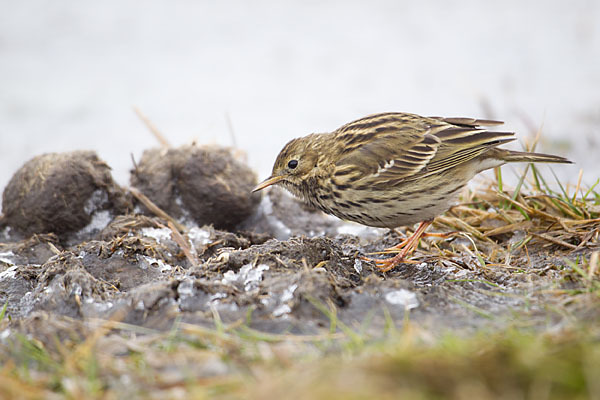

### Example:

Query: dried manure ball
xmin=1 ymin=151 xmax=131 ymax=236
xmin=131 ymin=144 xmax=260 ymax=231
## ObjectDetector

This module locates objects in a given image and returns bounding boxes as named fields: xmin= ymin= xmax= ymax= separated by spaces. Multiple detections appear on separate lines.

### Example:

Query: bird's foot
xmin=361 ymin=220 xmax=434 ymax=272
xmin=361 ymin=235 xmax=420 ymax=272
xmin=382 ymin=230 xmax=457 ymax=254
xmin=361 ymin=254 xmax=417 ymax=272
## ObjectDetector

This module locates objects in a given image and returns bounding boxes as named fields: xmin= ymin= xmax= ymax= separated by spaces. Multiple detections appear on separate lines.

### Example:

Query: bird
xmin=253 ymin=112 xmax=572 ymax=271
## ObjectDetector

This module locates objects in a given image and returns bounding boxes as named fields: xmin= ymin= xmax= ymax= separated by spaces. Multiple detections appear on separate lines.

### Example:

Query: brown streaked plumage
xmin=254 ymin=112 xmax=572 ymax=271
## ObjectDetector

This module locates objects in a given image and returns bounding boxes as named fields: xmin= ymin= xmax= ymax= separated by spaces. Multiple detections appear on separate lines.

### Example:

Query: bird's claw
xmin=360 ymin=254 xmax=417 ymax=272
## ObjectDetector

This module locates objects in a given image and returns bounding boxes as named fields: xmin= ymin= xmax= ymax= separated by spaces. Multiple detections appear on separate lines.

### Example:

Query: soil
xmin=0 ymin=146 xmax=598 ymax=348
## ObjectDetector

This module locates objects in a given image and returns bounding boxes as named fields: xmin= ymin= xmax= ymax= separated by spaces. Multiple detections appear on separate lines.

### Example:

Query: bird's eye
xmin=288 ymin=159 xmax=298 ymax=169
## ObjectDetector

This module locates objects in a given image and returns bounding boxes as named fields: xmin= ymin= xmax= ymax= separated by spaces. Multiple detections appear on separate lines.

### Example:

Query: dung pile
xmin=1 ymin=151 xmax=131 ymax=238
xmin=130 ymin=145 xmax=261 ymax=230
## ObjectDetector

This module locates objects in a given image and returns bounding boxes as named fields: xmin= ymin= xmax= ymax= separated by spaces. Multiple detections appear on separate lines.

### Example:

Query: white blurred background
xmin=1 ymin=0 xmax=599 ymax=209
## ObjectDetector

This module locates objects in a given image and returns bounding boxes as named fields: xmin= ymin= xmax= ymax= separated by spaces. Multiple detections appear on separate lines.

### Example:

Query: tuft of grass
xmin=243 ymin=326 xmax=600 ymax=400
xmin=0 ymin=302 xmax=8 ymax=322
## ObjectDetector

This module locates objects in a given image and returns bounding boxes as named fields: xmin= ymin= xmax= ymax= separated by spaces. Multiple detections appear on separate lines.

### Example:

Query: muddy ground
xmin=0 ymin=147 xmax=598 ymax=396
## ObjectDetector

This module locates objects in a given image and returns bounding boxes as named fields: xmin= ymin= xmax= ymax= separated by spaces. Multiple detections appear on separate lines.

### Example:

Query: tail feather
xmin=490 ymin=149 xmax=572 ymax=164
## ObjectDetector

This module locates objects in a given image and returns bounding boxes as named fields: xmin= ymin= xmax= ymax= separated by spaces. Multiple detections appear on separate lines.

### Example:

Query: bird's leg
xmin=386 ymin=236 xmax=411 ymax=251
xmin=361 ymin=220 xmax=433 ymax=272
xmin=383 ymin=228 xmax=457 ymax=253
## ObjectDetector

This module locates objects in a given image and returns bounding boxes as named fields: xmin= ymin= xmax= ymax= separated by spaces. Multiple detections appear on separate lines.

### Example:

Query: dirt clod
xmin=130 ymin=144 xmax=261 ymax=230
xmin=1 ymin=151 xmax=131 ymax=237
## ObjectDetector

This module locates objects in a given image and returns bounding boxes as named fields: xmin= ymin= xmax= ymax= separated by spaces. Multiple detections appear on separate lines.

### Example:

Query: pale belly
xmin=308 ymin=176 xmax=467 ymax=229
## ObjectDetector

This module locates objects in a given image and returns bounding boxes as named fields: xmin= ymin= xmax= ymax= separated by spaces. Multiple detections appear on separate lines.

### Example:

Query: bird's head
xmin=253 ymin=135 xmax=319 ymax=193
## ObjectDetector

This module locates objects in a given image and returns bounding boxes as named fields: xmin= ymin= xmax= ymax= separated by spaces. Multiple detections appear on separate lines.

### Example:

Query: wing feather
xmin=329 ymin=112 xmax=516 ymax=187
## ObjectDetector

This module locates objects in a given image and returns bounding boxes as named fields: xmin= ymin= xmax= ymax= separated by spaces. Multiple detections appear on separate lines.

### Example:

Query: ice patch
xmin=0 ymin=251 xmax=15 ymax=265
xmin=70 ymin=284 xmax=82 ymax=297
xmin=135 ymin=300 xmax=145 ymax=310
xmin=454 ymin=269 xmax=469 ymax=278
xmin=188 ymin=227 xmax=211 ymax=245
xmin=78 ymin=209 xmax=112 ymax=236
xmin=260 ymin=297 xmax=271 ymax=306
xmin=280 ymin=283 xmax=298 ymax=303
xmin=177 ymin=279 xmax=195 ymax=297
xmin=0 ymin=265 xmax=18 ymax=280
xmin=0 ymin=329 xmax=10 ymax=340
xmin=141 ymin=227 xmax=172 ymax=243
xmin=272 ymin=283 xmax=297 ymax=317
xmin=221 ymin=263 xmax=269 ymax=292
xmin=93 ymin=301 xmax=114 ymax=313
xmin=210 ymin=292 xmax=227 ymax=302
xmin=84 ymin=189 xmax=108 ymax=214
xmin=244 ymin=264 xmax=269 ymax=291
xmin=142 ymin=256 xmax=172 ymax=272
xmin=385 ymin=289 xmax=419 ymax=310
xmin=272 ymin=304 xmax=291 ymax=317
xmin=353 ymin=259 xmax=363 ymax=274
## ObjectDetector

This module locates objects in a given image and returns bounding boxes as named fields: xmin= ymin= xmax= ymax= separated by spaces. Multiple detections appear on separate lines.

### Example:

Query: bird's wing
xmin=332 ymin=113 xmax=442 ymax=184
xmin=423 ymin=123 xmax=515 ymax=176
xmin=331 ymin=113 xmax=515 ymax=187
xmin=429 ymin=116 xmax=504 ymax=127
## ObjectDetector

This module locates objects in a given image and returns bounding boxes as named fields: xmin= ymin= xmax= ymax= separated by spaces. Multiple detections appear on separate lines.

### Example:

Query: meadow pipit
xmin=254 ymin=112 xmax=571 ymax=271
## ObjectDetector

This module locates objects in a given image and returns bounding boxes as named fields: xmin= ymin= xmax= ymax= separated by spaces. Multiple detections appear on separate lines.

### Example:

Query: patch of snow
xmin=385 ymin=289 xmax=419 ymax=310
xmin=84 ymin=189 xmax=108 ymax=214
xmin=78 ymin=209 xmax=112 ymax=236
xmin=221 ymin=263 xmax=269 ymax=292
xmin=244 ymin=264 xmax=269 ymax=292
xmin=0 ymin=265 xmax=18 ymax=280
xmin=353 ymin=259 xmax=363 ymax=274
xmin=260 ymin=297 xmax=271 ymax=306
xmin=177 ymin=279 xmax=195 ymax=297
xmin=140 ymin=227 xmax=172 ymax=243
xmin=133 ymin=205 xmax=145 ymax=214
xmin=209 ymin=292 xmax=227 ymax=302
xmin=221 ymin=270 xmax=237 ymax=284
xmin=188 ymin=227 xmax=211 ymax=246
xmin=142 ymin=255 xmax=172 ymax=272
xmin=280 ymin=283 xmax=298 ymax=303
xmin=453 ymin=269 xmax=469 ymax=278
xmin=0 ymin=251 xmax=15 ymax=265
xmin=272 ymin=304 xmax=291 ymax=317
xmin=93 ymin=302 xmax=114 ymax=312
xmin=70 ymin=284 xmax=82 ymax=297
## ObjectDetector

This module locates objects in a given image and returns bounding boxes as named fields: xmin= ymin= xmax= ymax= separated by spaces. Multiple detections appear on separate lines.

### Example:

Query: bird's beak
xmin=252 ymin=175 xmax=285 ymax=192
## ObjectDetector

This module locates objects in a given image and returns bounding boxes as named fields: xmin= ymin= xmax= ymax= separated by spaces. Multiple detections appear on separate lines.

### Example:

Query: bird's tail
xmin=492 ymin=149 xmax=572 ymax=164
